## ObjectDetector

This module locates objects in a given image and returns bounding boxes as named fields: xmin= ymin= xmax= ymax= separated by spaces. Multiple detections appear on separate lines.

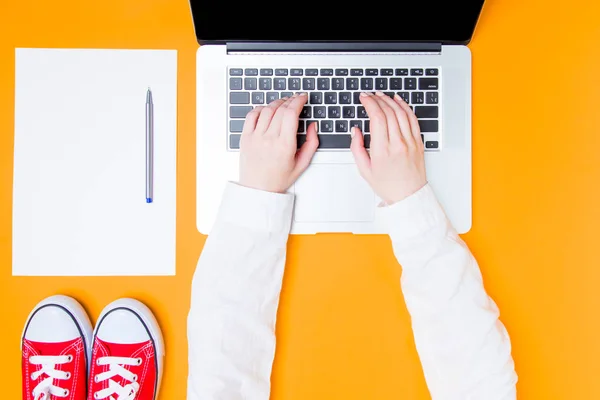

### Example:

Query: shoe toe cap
xmin=24 ymin=305 xmax=82 ymax=342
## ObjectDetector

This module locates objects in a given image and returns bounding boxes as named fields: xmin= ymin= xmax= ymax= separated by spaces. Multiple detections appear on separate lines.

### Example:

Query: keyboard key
xmin=366 ymin=69 xmax=378 ymax=76
xmin=325 ymin=92 xmax=337 ymax=104
xmin=395 ymin=68 xmax=408 ymax=76
xmin=419 ymin=78 xmax=438 ymax=90
xmin=230 ymin=78 xmax=243 ymax=90
xmin=300 ymin=106 xmax=312 ymax=118
xmin=244 ymin=78 xmax=257 ymax=90
xmin=306 ymin=68 xmax=318 ymax=76
xmin=425 ymin=68 xmax=439 ymax=76
xmin=320 ymin=69 xmax=334 ymax=76
xmin=350 ymin=69 xmax=364 ymax=76
xmin=321 ymin=120 xmax=334 ymax=132
xmin=259 ymin=78 xmax=272 ymax=90
xmin=260 ymin=68 xmax=273 ymax=76
xmin=328 ymin=106 xmax=341 ymax=118
xmin=357 ymin=106 xmax=368 ymax=118
xmin=310 ymin=92 xmax=322 ymax=104
xmin=410 ymin=68 xmax=424 ymax=76
xmin=314 ymin=106 xmax=326 ymax=118
xmin=230 ymin=120 xmax=244 ymax=132
xmin=291 ymin=68 xmax=303 ymax=76
xmin=281 ymin=92 xmax=293 ymax=98
xmin=353 ymin=92 xmax=362 ymax=104
xmin=230 ymin=106 xmax=253 ymax=118
xmin=375 ymin=78 xmax=388 ymax=90
xmin=426 ymin=141 xmax=439 ymax=149
xmin=343 ymin=106 xmax=355 ymax=118
xmin=346 ymin=78 xmax=359 ymax=90
xmin=384 ymin=92 xmax=394 ymax=98
xmin=426 ymin=92 xmax=439 ymax=104
xmin=349 ymin=120 xmax=362 ymax=131
xmin=335 ymin=120 xmax=348 ymax=132
xmin=245 ymin=68 xmax=258 ymax=76
xmin=411 ymin=92 xmax=424 ymax=104
xmin=275 ymin=68 xmax=288 ymax=76
xmin=317 ymin=78 xmax=330 ymax=90
xmin=421 ymin=134 xmax=424 ymax=143
xmin=229 ymin=134 xmax=241 ymax=148
xmin=274 ymin=78 xmax=286 ymax=90
xmin=335 ymin=69 xmax=349 ymax=76
xmin=390 ymin=78 xmax=402 ymax=90
xmin=332 ymin=78 xmax=344 ymax=90
xmin=339 ymin=92 xmax=352 ymax=104
xmin=415 ymin=106 xmax=438 ymax=118
xmin=229 ymin=68 xmax=243 ymax=76
xmin=361 ymin=78 xmax=374 ymax=90
xmin=266 ymin=92 xmax=279 ymax=103
xmin=397 ymin=91 xmax=410 ymax=103
xmin=297 ymin=134 xmax=352 ymax=149
xmin=289 ymin=78 xmax=301 ymax=90
xmin=303 ymin=78 xmax=315 ymax=90
xmin=404 ymin=78 xmax=416 ymax=90
xmin=419 ymin=120 xmax=438 ymax=132
xmin=230 ymin=92 xmax=250 ymax=104
xmin=381 ymin=68 xmax=393 ymax=76
xmin=297 ymin=120 xmax=305 ymax=133
xmin=364 ymin=120 xmax=370 ymax=132
xmin=252 ymin=92 xmax=264 ymax=104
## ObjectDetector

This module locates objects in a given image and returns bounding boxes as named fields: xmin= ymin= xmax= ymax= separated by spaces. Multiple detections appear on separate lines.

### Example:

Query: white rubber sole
xmin=21 ymin=295 xmax=94 ymax=371
xmin=93 ymin=298 xmax=165 ymax=399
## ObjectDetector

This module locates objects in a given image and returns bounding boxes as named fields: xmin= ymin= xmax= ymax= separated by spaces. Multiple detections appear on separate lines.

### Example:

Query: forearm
xmin=384 ymin=184 xmax=517 ymax=400
xmin=187 ymin=183 xmax=294 ymax=400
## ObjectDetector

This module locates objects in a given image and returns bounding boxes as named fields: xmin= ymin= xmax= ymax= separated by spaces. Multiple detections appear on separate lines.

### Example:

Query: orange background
xmin=1 ymin=0 xmax=600 ymax=398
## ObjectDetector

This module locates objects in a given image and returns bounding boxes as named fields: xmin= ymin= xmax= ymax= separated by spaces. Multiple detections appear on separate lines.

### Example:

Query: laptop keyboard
xmin=228 ymin=67 xmax=441 ymax=151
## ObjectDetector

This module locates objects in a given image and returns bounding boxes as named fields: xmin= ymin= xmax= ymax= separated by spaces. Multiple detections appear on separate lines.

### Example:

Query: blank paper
xmin=13 ymin=48 xmax=177 ymax=276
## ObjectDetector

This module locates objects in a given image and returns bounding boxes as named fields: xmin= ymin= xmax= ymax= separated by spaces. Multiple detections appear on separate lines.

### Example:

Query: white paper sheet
xmin=13 ymin=48 xmax=177 ymax=276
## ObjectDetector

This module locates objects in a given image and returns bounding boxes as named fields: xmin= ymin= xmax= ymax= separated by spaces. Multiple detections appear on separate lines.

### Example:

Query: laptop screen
xmin=190 ymin=0 xmax=485 ymax=45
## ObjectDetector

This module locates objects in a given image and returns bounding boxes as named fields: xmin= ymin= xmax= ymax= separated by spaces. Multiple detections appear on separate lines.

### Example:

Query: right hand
xmin=350 ymin=91 xmax=427 ymax=205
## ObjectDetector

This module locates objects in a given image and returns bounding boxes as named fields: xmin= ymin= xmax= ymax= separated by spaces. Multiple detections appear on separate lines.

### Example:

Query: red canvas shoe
xmin=88 ymin=299 xmax=164 ymax=400
xmin=22 ymin=295 xmax=93 ymax=400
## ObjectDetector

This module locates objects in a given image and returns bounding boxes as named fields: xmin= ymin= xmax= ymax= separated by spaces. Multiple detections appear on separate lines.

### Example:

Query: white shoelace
xmin=29 ymin=354 xmax=72 ymax=400
xmin=93 ymin=356 xmax=142 ymax=400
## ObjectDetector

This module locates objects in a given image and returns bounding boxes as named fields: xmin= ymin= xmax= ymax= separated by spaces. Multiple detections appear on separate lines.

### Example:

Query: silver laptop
xmin=191 ymin=1 xmax=485 ymax=235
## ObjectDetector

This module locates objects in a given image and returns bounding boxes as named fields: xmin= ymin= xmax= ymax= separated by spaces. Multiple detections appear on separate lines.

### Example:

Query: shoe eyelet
xmin=65 ymin=372 xmax=71 ymax=379
xmin=66 ymin=355 xmax=73 ymax=363
xmin=136 ymin=358 xmax=142 ymax=365
xmin=63 ymin=389 xmax=69 ymax=396
xmin=94 ymin=392 xmax=100 ymax=399
xmin=30 ymin=373 xmax=35 ymax=381
xmin=94 ymin=375 xmax=100 ymax=383
xmin=96 ymin=359 xmax=101 ymax=366
xmin=132 ymin=374 xmax=138 ymax=382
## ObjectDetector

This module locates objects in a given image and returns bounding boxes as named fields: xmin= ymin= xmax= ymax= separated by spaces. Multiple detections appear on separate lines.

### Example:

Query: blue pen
xmin=146 ymin=87 xmax=154 ymax=203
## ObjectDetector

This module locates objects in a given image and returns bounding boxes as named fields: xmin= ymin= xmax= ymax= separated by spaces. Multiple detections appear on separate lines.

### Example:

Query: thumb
xmin=350 ymin=126 xmax=372 ymax=180
xmin=291 ymin=121 xmax=319 ymax=180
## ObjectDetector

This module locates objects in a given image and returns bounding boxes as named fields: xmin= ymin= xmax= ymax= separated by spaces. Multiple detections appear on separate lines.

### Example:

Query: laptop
xmin=191 ymin=1 xmax=485 ymax=235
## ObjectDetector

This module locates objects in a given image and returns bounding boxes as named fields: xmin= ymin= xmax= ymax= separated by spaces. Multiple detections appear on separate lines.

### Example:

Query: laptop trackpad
xmin=293 ymin=164 xmax=375 ymax=223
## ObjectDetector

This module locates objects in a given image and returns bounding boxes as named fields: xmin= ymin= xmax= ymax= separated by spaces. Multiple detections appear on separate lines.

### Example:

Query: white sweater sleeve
xmin=187 ymin=182 xmax=294 ymax=400
xmin=380 ymin=184 xmax=518 ymax=400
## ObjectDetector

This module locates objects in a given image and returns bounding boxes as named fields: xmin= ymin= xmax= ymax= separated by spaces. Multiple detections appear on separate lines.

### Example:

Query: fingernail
xmin=292 ymin=93 xmax=298 ymax=98
xmin=281 ymin=96 xmax=288 ymax=100
xmin=299 ymin=92 xmax=307 ymax=97
xmin=360 ymin=92 xmax=368 ymax=97
xmin=350 ymin=126 xmax=356 ymax=138
xmin=394 ymin=94 xmax=402 ymax=101
xmin=375 ymin=91 xmax=385 ymax=97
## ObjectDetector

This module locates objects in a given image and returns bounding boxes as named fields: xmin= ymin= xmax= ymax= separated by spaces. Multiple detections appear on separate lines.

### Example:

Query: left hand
xmin=239 ymin=93 xmax=319 ymax=193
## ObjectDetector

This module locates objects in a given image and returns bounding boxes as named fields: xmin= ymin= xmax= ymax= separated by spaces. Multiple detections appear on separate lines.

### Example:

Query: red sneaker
xmin=22 ymin=295 xmax=93 ymax=400
xmin=88 ymin=299 xmax=164 ymax=400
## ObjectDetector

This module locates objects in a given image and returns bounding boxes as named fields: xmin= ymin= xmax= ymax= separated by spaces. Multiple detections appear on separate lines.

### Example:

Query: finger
xmin=350 ymin=126 xmax=372 ymax=181
xmin=291 ymin=121 xmax=319 ymax=181
xmin=265 ymin=94 xmax=298 ymax=136
xmin=279 ymin=93 xmax=309 ymax=139
xmin=377 ymin=92 xmax=413 ymax=147
xmin=395 ymin=95 xmax=423 ymax=148
xmin=373 ymin=92 xmax=404 ymax=145
xmin=254 ymin=98 xmax=287 ymax=134
xmin=359 ymin=92 xmax=389 ymax=149
xmin=241 ymin=106 xmax=264 ymax=136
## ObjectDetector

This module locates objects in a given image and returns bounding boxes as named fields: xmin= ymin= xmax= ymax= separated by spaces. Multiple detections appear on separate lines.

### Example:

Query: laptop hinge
xmin=226 ymin=42 xmax=442 ymax=54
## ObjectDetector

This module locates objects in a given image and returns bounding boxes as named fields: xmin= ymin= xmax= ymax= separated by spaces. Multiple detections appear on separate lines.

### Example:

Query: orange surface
xmin=1 ymin=0 xmax=600 ymax=398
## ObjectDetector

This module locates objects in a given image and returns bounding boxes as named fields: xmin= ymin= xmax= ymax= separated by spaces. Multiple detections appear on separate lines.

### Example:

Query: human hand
xmin=238 ymin=93 xmax=319 ymax=193
xmin=350 ymin=91 xmax=427 ymax=205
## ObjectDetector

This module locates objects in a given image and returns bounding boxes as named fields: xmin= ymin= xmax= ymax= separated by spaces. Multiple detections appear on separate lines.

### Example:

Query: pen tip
xmin=146 ymin=198 xmax=153 ymax=203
